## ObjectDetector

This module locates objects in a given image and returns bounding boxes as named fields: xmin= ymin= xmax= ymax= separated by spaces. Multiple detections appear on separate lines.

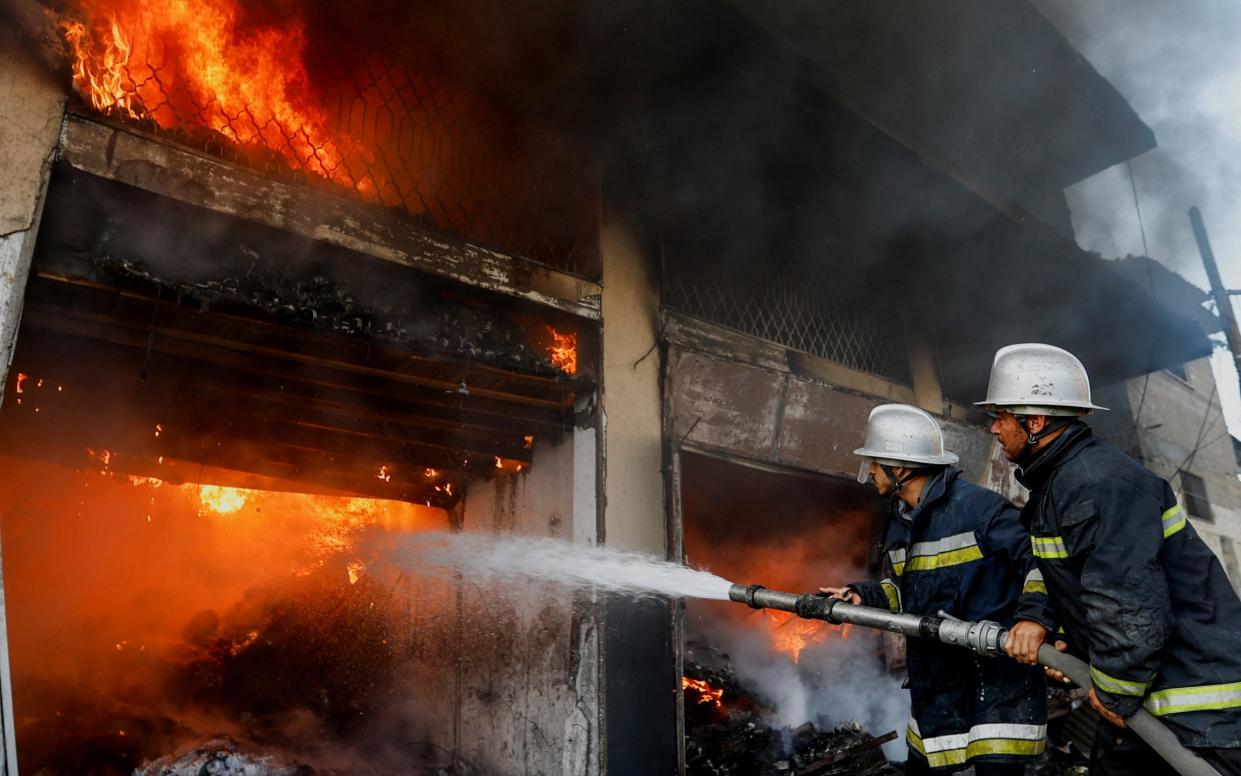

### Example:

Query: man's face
xmin=989 ymin=411 xmax=1029 ymax=462
xmin=867 ymin=461 xmax=895 ymax=496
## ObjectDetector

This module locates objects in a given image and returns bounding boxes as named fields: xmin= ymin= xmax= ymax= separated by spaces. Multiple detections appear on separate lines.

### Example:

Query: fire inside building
xmin=0 ymin=0 xmax=1234 ymax=774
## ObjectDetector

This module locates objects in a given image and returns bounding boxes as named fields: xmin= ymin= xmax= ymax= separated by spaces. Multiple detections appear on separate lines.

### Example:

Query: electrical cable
xmin=1172 ymin=378 xmax=1221 ymax=481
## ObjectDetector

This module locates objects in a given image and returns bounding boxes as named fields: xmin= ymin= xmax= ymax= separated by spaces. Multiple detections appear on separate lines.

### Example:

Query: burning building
xmin=0 ymin=0 xmax=1217 ymax=773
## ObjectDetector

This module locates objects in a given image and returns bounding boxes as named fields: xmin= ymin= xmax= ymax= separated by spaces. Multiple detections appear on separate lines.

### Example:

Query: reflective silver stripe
xmin=903 ymin=531 xmax=984 ymax=572
xmin=907 ymin=718 xmax=1046 ymax=766
xmin=1031 ymin=535 xmax=1069 ymax=559
xmin=1162 ymin=504 xmax=1186 ymax=539
xmin=914 ymin=722 xmax=1047 ymax=753
xmin=1022 ymin=568 xmax=1046 ymax=595
xmin=1091 ymin=666 xmax=1154 ymax=697
xmin=889 ymin=548 xmax=907 ymax=576
xmin=1144 ymin=682 xmax=1241 ymax=716
xmin=909 ymin=531 xmax=978 ymax=558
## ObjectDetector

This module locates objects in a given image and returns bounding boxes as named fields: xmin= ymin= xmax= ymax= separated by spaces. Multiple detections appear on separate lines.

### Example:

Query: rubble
xmin=684 ymin=642 xmax=896 ymax=776
xmin=135 ymin=738 xmax=312 ymax=776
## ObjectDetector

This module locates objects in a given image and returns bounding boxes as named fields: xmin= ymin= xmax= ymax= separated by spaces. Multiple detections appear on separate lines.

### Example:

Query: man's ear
xmin=1027 ymin=415 xmax=1050 ymax=433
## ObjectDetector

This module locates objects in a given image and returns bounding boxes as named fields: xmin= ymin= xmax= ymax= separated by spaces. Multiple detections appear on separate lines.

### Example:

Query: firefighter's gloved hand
xmin=1004 ymin=619 xmax=1048 ymax=665
xmin=1090 ymin=688 xmax=1128 ymax=728
xmin=819 ymin=586 xmax=861 ymax=605
xmin=1044 ymin=640 xmax=1073 ymax=685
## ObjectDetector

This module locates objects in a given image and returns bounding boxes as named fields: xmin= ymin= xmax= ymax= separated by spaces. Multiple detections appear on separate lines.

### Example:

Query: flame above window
xmin=57 ymin=0 xmax=600 ymax=276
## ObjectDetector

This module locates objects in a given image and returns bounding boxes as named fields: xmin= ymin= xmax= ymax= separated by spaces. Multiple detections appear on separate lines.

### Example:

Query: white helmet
xmin=975 ymin=343 xmax=1107 ymax=416
xmin=853 ymin=404 xmax=959 ymax=483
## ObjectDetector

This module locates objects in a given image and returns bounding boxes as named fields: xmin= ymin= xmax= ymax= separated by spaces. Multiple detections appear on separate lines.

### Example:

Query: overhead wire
xmin=1125 ymin=158 xmax=1226 ymax=486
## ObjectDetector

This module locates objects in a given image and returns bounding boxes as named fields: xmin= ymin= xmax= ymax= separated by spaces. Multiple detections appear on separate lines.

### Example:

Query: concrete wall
xmin=457 ymin=435 xmax=600 ymax=775
xmin=665 ymin=322 xmax=1012 ymax=494
xmin=1124 ymin=359 xmax=1241 ymax=589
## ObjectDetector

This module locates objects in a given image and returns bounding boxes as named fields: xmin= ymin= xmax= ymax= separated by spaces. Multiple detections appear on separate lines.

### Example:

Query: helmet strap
xmin=1015 ymin=415 xmax=1072 ymax=455
xmin=880 ymin=463 xmax=918 ymax=494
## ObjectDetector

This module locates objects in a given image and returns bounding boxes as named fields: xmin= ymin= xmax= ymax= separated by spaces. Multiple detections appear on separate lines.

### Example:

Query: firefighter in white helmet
xmin=983 ymin=344 xmax=1241 ymax=776
xmin=823 ymin=404 xmax=1051 ymax=775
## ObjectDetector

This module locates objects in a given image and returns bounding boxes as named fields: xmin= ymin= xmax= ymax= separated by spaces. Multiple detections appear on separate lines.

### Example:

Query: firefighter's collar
xmin=1015 ymin=420 xmax=1092 ymax=490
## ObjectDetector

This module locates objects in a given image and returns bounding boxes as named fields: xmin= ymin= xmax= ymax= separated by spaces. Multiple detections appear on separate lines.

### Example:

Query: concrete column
xmin=598 ymin=208 xmax=677 ymax=774
xmin=0 ymin=30 xmax=64 ymax=402
xmin=908 ymin=335 xmax=945 ymax=416
xmin=598 ymin=211 xmax=665 ymax=555
xmin=0 ymin=32 xmax=64 ymax=776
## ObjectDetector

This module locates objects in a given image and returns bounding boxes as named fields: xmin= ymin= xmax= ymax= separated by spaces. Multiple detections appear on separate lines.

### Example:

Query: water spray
xmin=729 ymin=583 xmax=1219 ymax=776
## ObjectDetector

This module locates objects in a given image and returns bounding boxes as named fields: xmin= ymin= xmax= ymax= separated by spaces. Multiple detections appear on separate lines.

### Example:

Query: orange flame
xmin=61 ymin=0 xmax=358 ymax=189
xmin=682 ymin=676 xmax=724 ymax=708
xmin=760 ymin=610 xmax=851 ymax=664
xmin=62 ymin=17 xmax=137 ymax=117
xmin=198 ymin=484 xmax=247 ymax=514
xmin=548 ymin=327 xmax=577 ymax=375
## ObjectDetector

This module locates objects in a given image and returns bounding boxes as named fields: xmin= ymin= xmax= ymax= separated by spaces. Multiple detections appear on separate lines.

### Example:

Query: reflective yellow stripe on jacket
xmin=1091 ymin=665 xmax=1155 ymax=697
xmin=889 ymin=548 xmax=907 ymax=577
xmin=1162 ymin=504 xmax=1187 ymax=538
xmin=1021 ymin=569 xmax=1046 ymax=595
xmin=1145 ymin=682 xmax=1241 ymax=716
xmin=906 ymin=719 xmax=1046 ymax=767
xmin=879 ymin=578 xmax=901 ymax=612
xmin=1031 ymin=535 xmax=1069 ymax=559
xmin=903 ymin=531 xmax=983 ymax=572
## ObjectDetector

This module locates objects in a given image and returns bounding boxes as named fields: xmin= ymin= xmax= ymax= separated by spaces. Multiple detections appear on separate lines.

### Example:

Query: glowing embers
xmin=547 ymin=327 xmax=578 ymax=375
xmin=198 ymin=484 xmax=247 ymax=514
xmin=683 ymin=676 xmax=725 ymax=708
xmin=0 ymin=455 xmax=453 ymax=772
xmin=11 ymin=371 xmax=63 ymax=409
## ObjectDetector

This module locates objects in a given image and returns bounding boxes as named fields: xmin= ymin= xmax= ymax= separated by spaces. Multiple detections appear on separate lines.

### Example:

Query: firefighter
xmin=983 ymin=343 xmax=1241 ymax=776
xmin=822 ymin=403 xmax=1052 ymax=775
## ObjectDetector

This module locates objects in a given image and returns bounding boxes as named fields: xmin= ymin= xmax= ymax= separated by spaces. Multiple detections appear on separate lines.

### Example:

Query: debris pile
xmin=135 ymin=738 xmax=312 ymax=776
xmin=684 ymin=642 xmax=896 ymax=776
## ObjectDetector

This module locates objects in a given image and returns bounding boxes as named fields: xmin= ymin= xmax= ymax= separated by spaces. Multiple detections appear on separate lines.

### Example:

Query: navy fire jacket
xmin=849 ymin=466 xmax=1050 ymax=770
xmin=1017 ymin=421 xmax=1241 ymax=748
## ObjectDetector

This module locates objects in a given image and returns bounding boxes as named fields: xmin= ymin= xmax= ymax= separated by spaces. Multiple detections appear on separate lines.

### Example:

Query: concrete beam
xmin=56 ymin=114 xmax=603 ymax=321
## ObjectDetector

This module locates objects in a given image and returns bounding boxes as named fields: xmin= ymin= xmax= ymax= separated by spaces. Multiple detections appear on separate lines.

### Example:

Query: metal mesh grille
xmin=664 ymin=253 xmax=911 ymax=384
xmin=62 ymin=22 xmax=599 ymax=278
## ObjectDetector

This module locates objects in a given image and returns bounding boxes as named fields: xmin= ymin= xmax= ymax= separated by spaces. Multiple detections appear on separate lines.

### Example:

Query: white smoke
xmin=691 ymin=614 xmax=910 ymax=761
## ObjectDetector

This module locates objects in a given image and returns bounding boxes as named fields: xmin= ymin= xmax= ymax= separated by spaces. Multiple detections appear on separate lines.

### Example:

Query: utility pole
xmin=1189 ymin=206 xmax=1241 ymax=382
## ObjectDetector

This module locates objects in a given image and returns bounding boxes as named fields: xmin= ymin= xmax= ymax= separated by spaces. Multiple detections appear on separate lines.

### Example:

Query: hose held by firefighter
xmin=980 ymin=343 xmax=1241 ymax=776
xmin=823 ymin=403 xmax=1050 ymax=775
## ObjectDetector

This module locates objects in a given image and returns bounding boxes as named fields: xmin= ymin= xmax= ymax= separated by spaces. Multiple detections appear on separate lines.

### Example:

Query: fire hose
xmin=729 ymin=583 xmax=1221 ymax=776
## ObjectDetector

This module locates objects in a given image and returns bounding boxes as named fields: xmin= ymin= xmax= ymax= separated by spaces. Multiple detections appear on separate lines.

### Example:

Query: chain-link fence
xmin=663 ymin=251 xmax=912 ymax=385
xmin=63 ymin=20 xmax=599 ymax=278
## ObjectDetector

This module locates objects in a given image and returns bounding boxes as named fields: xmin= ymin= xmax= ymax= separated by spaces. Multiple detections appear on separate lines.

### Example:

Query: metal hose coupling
xmin=936 ymin=617 xmax=1006 ymax=657
xmin=739 ymin=583 xmax=765 ymax=609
